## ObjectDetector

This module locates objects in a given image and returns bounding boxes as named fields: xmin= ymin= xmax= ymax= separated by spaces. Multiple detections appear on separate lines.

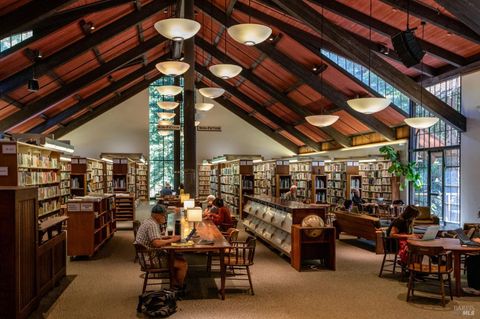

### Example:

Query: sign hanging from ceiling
xmin=157 ymin=124 xmax=181 ymax=130
xmin=197 ymin=126 xmax=221 ymax=132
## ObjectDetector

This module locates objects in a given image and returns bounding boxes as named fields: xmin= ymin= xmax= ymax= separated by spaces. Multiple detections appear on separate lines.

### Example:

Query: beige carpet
xmin=43 ymin=203 xmax=480 ymax=319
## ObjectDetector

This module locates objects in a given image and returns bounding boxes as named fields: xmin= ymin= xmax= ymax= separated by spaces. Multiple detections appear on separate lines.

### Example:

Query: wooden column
xmin=183 ymin=0 xmax=196 ymax=196
xmin=174 ymin=77 xmax=181 ymax=191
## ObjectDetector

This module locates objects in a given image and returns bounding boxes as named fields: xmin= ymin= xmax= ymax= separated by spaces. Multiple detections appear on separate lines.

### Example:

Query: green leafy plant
xmin=379 ymin=146 xmax=423 ymax=191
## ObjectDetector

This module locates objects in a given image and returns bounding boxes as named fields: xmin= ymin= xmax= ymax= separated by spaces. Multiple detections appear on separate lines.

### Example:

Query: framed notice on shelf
xmin=80 ymin=203 xmax=94 ymax=211
xmin=0 ymin=167 xmax=8 ymax=176
xmin=72 ymin=158 xmax=79 ymax=164
xmin=2 ymin=144 xmax=16 ymax=154
xmin=67 ymin=202 xmax=81 ymax=211
xmin=197 ymin=126 xmax=221 ymax=132
xmin=121 ymin=159 xmax=128 ymax=164
xmin=312 ymin=161 xmax=319 ymax=167
xmin=79 ymin=158 xmax=87 ymax=164
xmin=276 ymin=160 xmax=283 ymax=166
xmin=113 ymin=159 xmax=120 ymax=164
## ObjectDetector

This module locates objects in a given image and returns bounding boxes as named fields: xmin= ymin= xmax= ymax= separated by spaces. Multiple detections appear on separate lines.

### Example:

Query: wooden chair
xmin=134 ymin=243 xmax=170 ymax=293
xmin=207 ymin=228 xmax=240 ymax=272
xmin=406 ymin=243 xmax=453 ymax=307
xmin=222 ymin=236 xmax=257 ymax=295
xmin=133 ymin=220 xmax=141 ymax=263
xmin=378 ymin=234 xmax=401 ymax=277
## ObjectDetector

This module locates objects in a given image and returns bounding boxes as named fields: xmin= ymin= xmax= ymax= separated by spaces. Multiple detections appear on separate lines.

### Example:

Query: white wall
xmin=62 ymin=89 xmax=149 ymax=158
xmin=461 ymin=70 xmax=480 ymax=223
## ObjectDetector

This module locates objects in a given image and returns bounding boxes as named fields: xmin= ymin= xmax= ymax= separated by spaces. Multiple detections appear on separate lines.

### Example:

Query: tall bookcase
xmin=104 ymin=161 xmax=113 ymax=193
xmin=210 ymin=163 xmax=220 ymax=198
xmin=59 ymin=158 xmax=71 ymax=204
xmin=113 ymin=158 xmax=136 ymax=194
xmin=197 ymin=163 xmax=211 ymax=199
xmin=71 ymin=158 xmax=105 ymax=196
xmin=253 ymin=160 xmax=276 ymax=196
xmin=312 ymin=161 xmax=327 ymax=204
xmin=136 ymin=162 xmax=148 ymax=201
xmin=290 ymin=160 xmax=312 ymax=201
xmin=220 ymin=160 xmax=253 ymax=217
xmin=325 ymin=161 xmax=346 ymax=204
xmin=275 ymin=160 xmax=291 ymax=198
xmin=359 ymin=160 xmax=399 ymax=203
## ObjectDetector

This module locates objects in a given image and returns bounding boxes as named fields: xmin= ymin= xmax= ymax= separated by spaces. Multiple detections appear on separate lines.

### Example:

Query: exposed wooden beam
xmin=0 ymin=0 xmax=76 ymax=39
xmin=53 ymin=73 xmax=164 ymax=138
xmin=196 ymin=36 xmax=352 ymax=147
xmin=197 ymin=81 xmax=298 ymax=153
xmin=226 ymin=0 xmax=239 ymax=17
xmin=0 ymin=37 xmax=166 ymax=133
xmin=28 ymin=54 xmax=168 ymax=134
xmin=2 ymin=95 xmax=24 ymax=109
xmin=24 ymin=48 xmax=66 ymax=87
xmin=306 ymin=0 xmax=467 ymax=68
xmin=271 ymin=0 xmax=466 ymax=132
xmin=380 ymin=0 xmax=480 ymax=45
xmin=196 ymin=64 xmax=322 ymax=151
xmin=436 ymin=0 xmax=480 ymax=38
xmin=0 ymin=0 xmax=172 ymax=97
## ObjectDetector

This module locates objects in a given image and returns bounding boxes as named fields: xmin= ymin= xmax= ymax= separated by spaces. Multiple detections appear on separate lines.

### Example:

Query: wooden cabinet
xmin=113 ymin=158 xmax=136 ymax=194
xmin=291 ymin=225 xmax=336 ymax=271
xmin=115 ymin=193 xmax=135 ymax=221
xmin=0 ymin=187 xmax=39 ymax=319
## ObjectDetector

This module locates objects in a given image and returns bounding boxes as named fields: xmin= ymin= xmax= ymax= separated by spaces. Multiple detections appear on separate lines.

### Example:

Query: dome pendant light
xmin=156 ymin=85 xmax=183 ymax=96
xmin=158 ymin=130 xmax=171 ymax=136
xmin=199 ymin=87 xmax=225 ymax=99
xmin=157 ymin=112 xmax=176 ymax=120
xmin=195 ymin=103 xmax=214 ymax=111
xmin=209 ymin=64 xmax=242 ymax=79
xmin=157 ymin=101 xmax=179 ymax=110
xmin=155 ymin=61 xmax=190 ymax=76
xmin=154 ymin=18 xmax=201 ymax=41
xmin=305 ymin=115 xmax=339 ymax=127
xmin=347 ymin=0 xmax=390 ymax=114
xmin=227 ymin=24 xmax=272 ymax=46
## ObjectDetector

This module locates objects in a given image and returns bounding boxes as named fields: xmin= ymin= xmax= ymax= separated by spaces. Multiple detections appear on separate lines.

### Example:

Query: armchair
xmin=414 ymin=206 xmax=440 ymax=225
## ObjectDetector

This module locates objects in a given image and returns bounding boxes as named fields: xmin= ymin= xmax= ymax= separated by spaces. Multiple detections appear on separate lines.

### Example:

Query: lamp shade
xmin=404 ymin=117 xmax=439 ymax=129
xmin=158 ymin=112 xmax=176 ymax=120
xmin=158 ymin=120 xmax=173 ymax=126
xmin=154 ymin=18 xmax=201 ymax=41
xmin=347 ymin=97 xmax=391 ymax=114
xmin=157 ymin=101 xmax=179 ymax=110
xmin=227 ymin=23 xmax=272 ymax=46
xmin=209 ymin=64 xmax=242 ymax=79
xmin=199 ymin=87 xmax=225 ymax=99
xmin=158 ymin=130 xmax=171 ymax=136
xmin=195 ymin=103 xmax=214 ymax=111
xmin=183 ymin=199 xmax=195 ymax=209
xmin=156 ymin=85 xmax=183 ymax=96
xmin=156 ymin=61 xmax=190 ymax=76
xmin=187 ymin=207 xmax=203 ymax=222
xmin=195 ymin=120 xmax=200 ymax=127
xmin=305 ymin=115 xmax=339 ymax=127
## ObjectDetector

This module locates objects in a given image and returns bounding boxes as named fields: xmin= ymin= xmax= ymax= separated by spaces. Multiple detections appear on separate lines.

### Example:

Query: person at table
xmin=205 ymin=198 xmax=232 ymax=227
xmin=135 ymin=204 xmax=187 ymax=290
xmin=386 ymin=205 xmax=420 ymax=265
xmin=284 ymin=185 xmax=298 ymax=201
xmin=160 ymin=183 xmax=173 ymax=196
xmin=343 ymin=199 xmax=353 ymax=212
xmin=351 ymin=188 xmax=365 ymax=207
xmin=464 ymin=237 xmax=480 ymax=295
xmin=203 ymin=194 xmax=216 ymax=217
xmin=178 ymin=183 xmax=185 ymax=195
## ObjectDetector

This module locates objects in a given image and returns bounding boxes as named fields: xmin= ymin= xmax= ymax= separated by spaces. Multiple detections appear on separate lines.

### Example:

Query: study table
xmin=407 ymin=238 xmax=480 ymax=296
xmin=162 ymin=219 xmax=231 ymax=300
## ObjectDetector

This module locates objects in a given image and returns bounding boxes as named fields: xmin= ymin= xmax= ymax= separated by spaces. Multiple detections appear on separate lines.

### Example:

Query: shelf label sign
xmin=312 ymin=161 xmax=319 ymax=167
xmin=80 ymin=203 xmax=94 ymax=211
xmin=79 ymin=158 xmax=87 ymax=164
xmin=2 ymin=144 xmax=16 ymax=154
xmin=113 ymin=159 xmax=120 ymax=164
xmin=71 ymin=158 xmax=79 ymax=164
xmin=0 ymin=167 xmax=8 ymax=176
xmin=319 ymin=161 xmax=325 ymax=166
xmin=283 ymin=160 xmax=289 ymax=166
xmin=67 ymin=202 xmax=81 ymax=211
xmin=158 ymin=124 xmax=181 ymax=130
xmin=121 ymin=159 xmax=128 ymax=164
xmin=197 ymin=126 xmax=221 ymax=132
xmin=276 ymin=160 xmax=283 ymax=165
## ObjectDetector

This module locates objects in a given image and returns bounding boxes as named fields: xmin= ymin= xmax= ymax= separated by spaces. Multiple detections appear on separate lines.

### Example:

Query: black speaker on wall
xmin=391 ymin=29 xmax=425 ymax=68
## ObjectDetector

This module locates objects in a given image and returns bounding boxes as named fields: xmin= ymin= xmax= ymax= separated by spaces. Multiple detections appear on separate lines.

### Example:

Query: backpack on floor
xmin=137 ymin=289 xmax=177 ymax=318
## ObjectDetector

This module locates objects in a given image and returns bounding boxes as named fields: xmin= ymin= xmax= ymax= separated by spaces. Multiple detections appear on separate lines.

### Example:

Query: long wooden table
xmin=407 ymin=238 xmax=480 ymax=297
xmin=162 ymin=220 xmax=231 ymax=300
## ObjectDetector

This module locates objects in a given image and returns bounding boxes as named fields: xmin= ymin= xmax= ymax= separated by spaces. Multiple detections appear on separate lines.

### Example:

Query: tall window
xmin=0 ymin=31 xmax=33 ymax=52
xmin=148 ymin=77 xmax=184 ymax=197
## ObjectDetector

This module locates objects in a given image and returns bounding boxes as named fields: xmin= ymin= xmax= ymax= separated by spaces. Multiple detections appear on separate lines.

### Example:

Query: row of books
xmin=18 ymin=171 xmax=59 ymax=186
xmin=291 ymin=172 xmax=311 ymax=180
xmin=18 ymin=153 xmax=59 ymax=169
xmin=363 ymin=185 xmax=392 ymax=192
xmin=38 ymin=199 xmax=60 ymax=216
xmin=359 ymin=162 xmax=392 ymax=171
xmin=38 ymin=185 xmax=60 ymax=200
xmin=289 ymin=163 xmax=311 ymax=172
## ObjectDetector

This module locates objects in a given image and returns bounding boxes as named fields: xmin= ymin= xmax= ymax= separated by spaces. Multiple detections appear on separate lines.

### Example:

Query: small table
xmin=162 ymin=220 xmax=231 ymax=299
xmin=407 ymin=238 xmax=480 ymax=296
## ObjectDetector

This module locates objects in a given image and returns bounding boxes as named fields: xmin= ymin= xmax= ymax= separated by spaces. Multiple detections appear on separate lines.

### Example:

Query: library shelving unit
xmin=115 ymin=192 xmax=136 ymax=221
xmin=104 ymin=161 xmax=113 ymax=193
xmin=345 ymin=161 xmax=360 ymax=200
xmin=359 ymin=160 xmax=399 ymax=203
xmin=197 ymin=163 xmax=211 ymax=199
xmin=0 ymin=141 xmax=63 ymax=219
xmin=136 ymin=162 xmax=148 ymax=201
xmin=312 ymin=161 xmax=327 ymax=204
xmin=220 ymin=160 xmax=254 ymax=218
xmin=289 ymin=160 xmax=312 ymax=202
xmin=59 ymin=158 xmax=71 ymax=204
xmin=70 ymin=158 xmax=105 ymax=196
xmin=274 ymin=160 xmax=291 ymax=198
xmin=88 ymin=158 xmax=104 ymax=194
xmin=113 ymin=158 xmax=136 ymax=194
xmin=253 ymin=160 xmax=276 ymax=196
xmin=210 ymin=163 xmax=221 ymax=198
xmin=325 ymin=161 xmax=346 ymax=205
xmin=66 ymin=194 xmax=116 ymax=257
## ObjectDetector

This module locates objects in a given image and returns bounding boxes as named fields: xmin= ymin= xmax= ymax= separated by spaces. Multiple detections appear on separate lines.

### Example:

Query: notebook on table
xmin=455 ymin=228 xmax=480 ymax=247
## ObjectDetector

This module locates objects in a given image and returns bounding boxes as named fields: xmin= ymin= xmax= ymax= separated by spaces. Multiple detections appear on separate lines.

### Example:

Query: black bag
xmin=137 ymin=289 xmax=177 ymax=318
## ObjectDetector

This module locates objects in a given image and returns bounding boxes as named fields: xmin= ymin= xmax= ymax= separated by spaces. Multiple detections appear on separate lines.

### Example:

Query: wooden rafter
xmin=436 ymin=0 xmax=480 ymax=39
xmin=270 ymin=0 xmax=467 ymax=132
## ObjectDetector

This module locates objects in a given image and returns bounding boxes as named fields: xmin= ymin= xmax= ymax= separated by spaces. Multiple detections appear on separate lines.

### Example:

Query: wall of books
xmin=197 ymin=164 xmax=211 ymax=199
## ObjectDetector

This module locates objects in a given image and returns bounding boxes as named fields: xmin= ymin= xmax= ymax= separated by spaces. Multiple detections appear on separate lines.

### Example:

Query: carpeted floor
xmin=43 ymin=203 xmax=480 ymax=319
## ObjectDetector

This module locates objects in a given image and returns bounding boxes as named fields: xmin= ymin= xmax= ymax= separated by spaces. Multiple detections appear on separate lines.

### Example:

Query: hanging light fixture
xmin=155 ymin=61 xmax=190 ymax=76
xmin=157 ymin=101 xmax=179 ymax=110
xmin=156 ymin=85 xmax=183 ymax=96
xmin=347 ymin=0 xmax=390 ymax=114
xmin=157 ymin=112 xmax=176 ymax=120
xmin=209 ymin=64 xmax=242 ymax=79
xmin=195 ymin=103 xmax=214 ymax=111
xmin=199 ymin=87 xmax=225 ymax=98
xmin=305 ymin=115 xmax=339 ymax=127
xmin=195 ymin=120 xmax=200 ymax=127
xmin=158 ymin=120 xmax=173 ymax=126
xmin=227 ymin=23 xmax=272 ymax=46
xmin=154 ymin=18 xmax=201 ymax=41
xmin=158 ymin=130 xmax=171 ymax=136
xmin=404 ymin=21 xmax=439 ymax=129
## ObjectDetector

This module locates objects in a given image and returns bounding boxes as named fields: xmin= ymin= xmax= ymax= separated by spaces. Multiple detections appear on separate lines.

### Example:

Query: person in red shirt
xmin=205 ymin=198 xmax=232 ymax=228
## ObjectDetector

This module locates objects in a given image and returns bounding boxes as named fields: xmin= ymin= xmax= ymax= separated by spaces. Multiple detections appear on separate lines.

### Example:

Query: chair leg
xmin=439 ymin=274 xmax=446 ymax=307
xmin=142 ymin=272 xmax=148 ymax=294
xmin=379 ymin=253 xmax=387 ymax=277
xmin=447 ymin=273 xmax=453 ymax=300
xmin=393 ymin=254 xmax=398 ymax=275
xmin=407 ymin=271 xmax=414 ymax=302
xmin=246 ymin=266 xmax=254 ymax=296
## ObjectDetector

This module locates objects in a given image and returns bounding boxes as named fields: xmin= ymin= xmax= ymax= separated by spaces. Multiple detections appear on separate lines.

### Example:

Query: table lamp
xmin=183 ymin=199 xmax=195 ymax=210
xmin=187 ymin=207 xmax=203 ymax=230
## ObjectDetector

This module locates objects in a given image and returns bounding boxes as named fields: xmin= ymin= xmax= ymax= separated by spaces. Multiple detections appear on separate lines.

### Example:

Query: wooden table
xmin=162 ymin=220 xmax=231 ymax=300
xmin=407 ymin=238 xmax=480 ymax=297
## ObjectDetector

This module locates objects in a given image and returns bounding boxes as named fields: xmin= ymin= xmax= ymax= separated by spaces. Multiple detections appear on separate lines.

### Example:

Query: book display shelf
xmin=71 ymin=158 xmax=105 ymax=196
xmin=274 ymin=160 xmax=291 ymax=198
xmin=112 ymin=158 xmax=136 ymax=194
xmin=59 ymin=158 xmax=71 ymax=204
xmin=290 ymin=160 xmax=312 ymax=201
xmin=210 ymin=163 xmax=220 ymax=197
xmin=311 ymin=161 xmax=327 ymax=204
xmin=197 ymin=163 xmax=211 ymax=199
xmin=0 ymin=141 xmax=63 ymax=220
xmin=136 ymin=162 xmax=148 ymax=201
xmin=253 ymin=160 xmax=276 ymax=196
xmin=66 ymin=194 xmax=116 ymax=257
xmin=220 ymin=160 xmax=254 ymax=218
xmin=115 ymin=193 xmax=136 ymax=221
xmin=359 ymin=160 xmax=399 ymax=203
xmin=104 ymin=161 xmax=113 ymax=193
xmin=325 ymin=162 xmax=346 ymax=205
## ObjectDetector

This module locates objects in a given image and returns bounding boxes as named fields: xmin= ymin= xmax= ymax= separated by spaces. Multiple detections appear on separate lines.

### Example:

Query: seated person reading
xmin=135 ymin=204 xmax=187 ymax=290
xmin=284 ymin=185 xmax=298 ymax=201
xmin=351 ymin=188 xmax=364 ymax=207
xmin=205 ymin=198 xmax=232 ymax=227
xmin=160 ymin=183 xmax=173 ymax=196
xmin=386 ymin=205 xmax=420 ymax=265
xmin=203 ymin=194 xmax=216 ymax=217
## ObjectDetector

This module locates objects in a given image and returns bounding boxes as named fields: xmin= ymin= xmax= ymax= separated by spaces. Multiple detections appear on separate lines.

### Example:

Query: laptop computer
xmin=455 ymin=228 xmax=480 ymax=247
xmin=412 ymin=225 xmax=440 ymax=241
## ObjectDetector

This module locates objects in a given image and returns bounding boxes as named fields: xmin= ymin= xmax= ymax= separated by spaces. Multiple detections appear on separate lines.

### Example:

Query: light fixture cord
xmin=320 ymin=3 xmax=324 ymax=114
xmin=368 ymin=0 xmax=372 ymax=87
xmin=420 ymin=21 xmax=425 ymax=111
xmin=249 ymin=0 xmax=251 ymax=24
xmin=406 ymin=0 xmax=410 ymax=30
xmin=225 ymin=0 xmax=227 ymax=56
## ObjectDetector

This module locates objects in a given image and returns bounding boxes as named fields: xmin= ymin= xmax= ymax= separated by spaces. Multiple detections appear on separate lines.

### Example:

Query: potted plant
xmin=379 ymin=146 xmax=423 ymax=191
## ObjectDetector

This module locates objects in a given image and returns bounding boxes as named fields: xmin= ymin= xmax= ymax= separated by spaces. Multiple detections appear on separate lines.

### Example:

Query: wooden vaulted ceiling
xmin=0 ymin=0 xmax=477 ymax=153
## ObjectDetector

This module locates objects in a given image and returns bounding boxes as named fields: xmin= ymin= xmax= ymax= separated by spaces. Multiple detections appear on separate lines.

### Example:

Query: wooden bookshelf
xmin=311 ymin=160 xmax=327 ymax=204
xmin=113 ymin=158 xmax=136 ymax=195
xmin=59 ymin=159 xmax=71 ymax=204
xmin=66 ymin=194 xmax=116 ymax=257
xmin=136 ymin=162 xmax=148 ymax=201
xmin=71 ymin=158 xmax=105 ymax=196
xmin=104 ymin=161 xmax=113 ymax=193
xmin=290 ymin=160 xmax=312 ymax=201
xmin=210 ymin=163 xmax=220 ymax=198
xmin=220 ymin=159 xmax=253 ymax=218
xmin=359 ymin=160 xmax=400 ymax=203
xmin=197 ymin=163 xmax=211 ymax=199
xmin=325 ymin=161 xmax=346 ymax=204
xmin=115 ymin=193 xmax=135 ymax=221
xmin=274 ymin=160 xmax=291 ymax=198
xmin=253 ymin=160 xmax=276 ymax=196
